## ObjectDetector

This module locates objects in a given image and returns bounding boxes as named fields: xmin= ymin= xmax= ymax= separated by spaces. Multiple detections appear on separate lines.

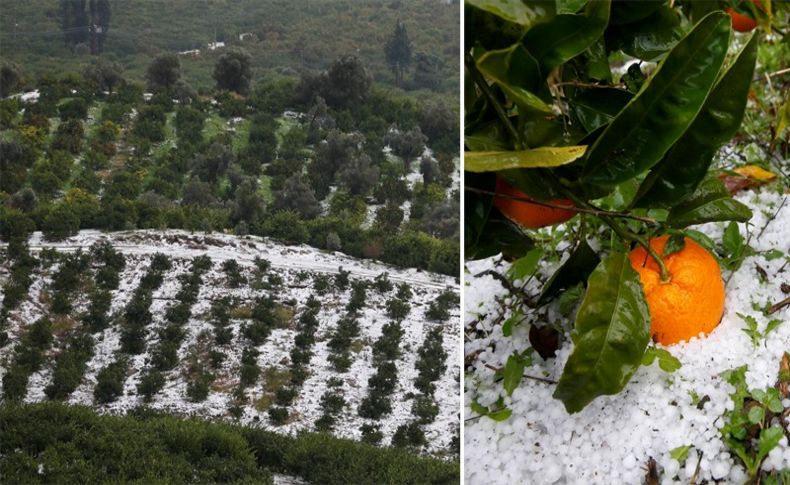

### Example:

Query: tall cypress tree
xmin=385 ymin=20 xmax=412 ymax=87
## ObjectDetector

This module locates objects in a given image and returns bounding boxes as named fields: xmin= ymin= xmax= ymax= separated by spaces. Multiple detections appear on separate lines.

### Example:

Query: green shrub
xmin=93 ymin=359 xmax=127 ymax=404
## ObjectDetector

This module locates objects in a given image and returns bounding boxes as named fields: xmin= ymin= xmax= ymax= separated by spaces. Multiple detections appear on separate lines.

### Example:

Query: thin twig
xmin=464 ymin=186 xmax=659 ymax=225
xmin=552 ymin=81 xmax=621 ymax=90
xmin=767 ymin=296 xmax=790 ymax=316
xmin=757 ymin=196 xmax=787 ymax=240
xmin=484 ymin=363 xmax=558 ymax=384
xmin=472 ymin=269 xmax=535 ymax=308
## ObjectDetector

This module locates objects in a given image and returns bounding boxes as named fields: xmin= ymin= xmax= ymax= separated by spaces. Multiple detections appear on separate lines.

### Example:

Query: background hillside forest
xmin=0 ymin=0 xmax=461 ymax=277
xmin=0 ymin=0 xmax=460 ymax=98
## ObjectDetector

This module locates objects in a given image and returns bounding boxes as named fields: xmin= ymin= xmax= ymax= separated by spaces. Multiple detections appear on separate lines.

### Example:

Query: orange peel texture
xmin=492 ymin=177 xmax=575 ymax=229
xmin=629 ymin=235 xmax=725 ymax=345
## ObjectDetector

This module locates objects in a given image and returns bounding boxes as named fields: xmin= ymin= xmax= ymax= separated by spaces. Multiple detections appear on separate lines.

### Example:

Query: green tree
xmin=324 ymin=56 xmax=372 ymax=108
xmin=338 ymin=153 xmax=379 ymax=196
xmin=146 ymin=53 xmax=181 ymax=91
xmin=83 ymin=58 xmax=123 ymax=93
xmin=213 ymin=48 xmax=252 ymax=95
xmin=385 ymin=20 xmax=412 ymax=87
xmin=412 ymin=53 xmax=440 ymax=90
xmin=42 ymin=203 xmax=81 ymax=241
xmin=273 ymin=174 xmax=321 ymax=219
xmin=0 ymin=63 xmax=22 ymax=98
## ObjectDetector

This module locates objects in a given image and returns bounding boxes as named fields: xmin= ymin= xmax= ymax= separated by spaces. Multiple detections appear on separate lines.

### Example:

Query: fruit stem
xmin=556 ymin=185 xmax=671 ymax=283
xmin=464 ymin=53 xmax=526 ymax=150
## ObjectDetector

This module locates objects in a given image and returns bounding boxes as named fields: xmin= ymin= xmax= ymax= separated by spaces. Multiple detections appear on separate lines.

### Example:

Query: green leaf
xmin=738 ymin=312 xmax=760 ymax=346
xmin=666 ymin=178 xmax=753 ymax=228
xmin=670 ymin=445 xmax=691 ymax=463
xmin=476 ymin=44 xmax=551 ymax=114
xmin=723 ymin=221 xmax=744 ymax=257
xmin=747 ymin=406 xmax=765 ymax=425
xmin=507 ymin=248 xmax=545 ymax=281
xmin=558 ymin=283 xmax=585 ymax=316
xmin=622 ymin=63 xmax=646 ymax=93
xmin=557 ymin=0 xmax=588 ymax=14
xmin=537 ymin=239 xmax=600 ymax=305
xmin=757 ymin=427 xmax=784 ymax=462
xmin=488 ymin=407 xmax=513 ymax=421
xmin=581 ymin=12 xmax=731 ymax=187
xmin=642 ymin=347 xmax=682 ymax=373
xmin=764 ymin=249 xmax=784 ymax=261
xmin=502 ymin=310 xmax=521 ymax=337
xmin=470 ymin=400 xmax=488 ymax=416
xmin=606 ymin=6 xmax=683 ymax=61
xmin=523 ymin=0 xmax=611 ymax=75
xmin=570 ymin=88 xmax=633 ymax=133
xmin=465 ymin=0 xmax=549 ymax=26
xmin=663 ymin=234 xmax=685 ymax=257
xmin=633 ymin=34 xmax=760 ymax=208
xmin=503 ymin=354 xmax=526 ymax=396
xmin=553 ymin=252 xmax=651 ymax=413
xmin=775 ymin=96 xmax=790 ymax=141
xmin=765 ymin=319 xmax=784 ymax=337
xmin=466 ymin=212 xmax=535 ymax=260
xmin=683 ymin=229 xmax=717 ymax=254
xmin=465 ymin=146 xmax=587 ymax=172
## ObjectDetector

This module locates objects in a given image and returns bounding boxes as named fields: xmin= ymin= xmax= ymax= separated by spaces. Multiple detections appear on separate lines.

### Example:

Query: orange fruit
xmin=629 ymin=235 xmax=725 ymax=346
xmin=492 ymin=177 xmax=576 ymax=229
xmin=726 ymin=0 xmax=762 ymax=32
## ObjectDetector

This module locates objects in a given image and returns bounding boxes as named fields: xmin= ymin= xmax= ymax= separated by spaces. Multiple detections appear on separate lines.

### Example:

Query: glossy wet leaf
xmin=633 ymin=34 xmax=759 ymax=208
xmin=553 ymin=252 xmax=651 ymax=413
xmin=606 ymin=6 xmax=683 ymax=61
xmin=570 ymin=88 xmax=633 ymax=133
xmin=581 ymin=12 xmax=731 ymax=187
xmin=621 ymin=63 xmax=646 ymax=93
xmin=523 ymin=0 xmax=610 ymax=75
xmin=666 ymin=178 xmax=753 ymax=228
xmin=465 ymin=146 xmax=587 ymax=172
xmin=663 ymin=234 xmax=685 ymax=256
xmin=465 ymin=0 xmax=548 ymax=26
xmin=476 ymin=44 xmax=551 ymax=113
xmin=537 ymin=239 xmax=600 ymax=305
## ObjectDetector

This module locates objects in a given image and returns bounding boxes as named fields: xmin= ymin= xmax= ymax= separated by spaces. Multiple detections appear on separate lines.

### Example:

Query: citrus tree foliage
xmin=465 ymin=1 xmax=761 ymax=413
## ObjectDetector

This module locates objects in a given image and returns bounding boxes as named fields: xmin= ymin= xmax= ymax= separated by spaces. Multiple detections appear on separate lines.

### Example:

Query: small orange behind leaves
xmin=492 ymin=177 xmax=576 ymax=229
xmin=629 ymin=236 xmax=725 ymax=346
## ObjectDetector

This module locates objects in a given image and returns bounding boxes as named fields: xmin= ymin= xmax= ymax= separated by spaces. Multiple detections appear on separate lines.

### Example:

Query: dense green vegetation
xmin=0 ymin=52 xmax=459 ymax=276
xmin=0 ymin=402 xmax=459 ymax=484
xmin=0 ymin=0 xmax=459 ymax=97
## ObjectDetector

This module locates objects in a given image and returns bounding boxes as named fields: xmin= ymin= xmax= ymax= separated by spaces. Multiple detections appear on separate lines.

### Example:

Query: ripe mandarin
xmin=492 ymin=177 xmax=575 ymax=229
xmin=629 ymin=235 xmax=725 ymax=345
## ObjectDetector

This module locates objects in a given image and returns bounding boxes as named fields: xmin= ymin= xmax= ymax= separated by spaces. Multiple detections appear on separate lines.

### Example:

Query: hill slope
xmin=0 ymin=230 xmax=460 ymax=455
xmin=0 ymin=0 xmax=459 ymax=96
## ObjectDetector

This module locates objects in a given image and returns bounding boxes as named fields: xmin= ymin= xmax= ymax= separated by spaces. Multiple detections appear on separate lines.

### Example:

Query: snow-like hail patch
xmin=464 ymin=188 xmax=790 ymax=484
xmin=0 ymin=230 xmax=460 ymax=455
